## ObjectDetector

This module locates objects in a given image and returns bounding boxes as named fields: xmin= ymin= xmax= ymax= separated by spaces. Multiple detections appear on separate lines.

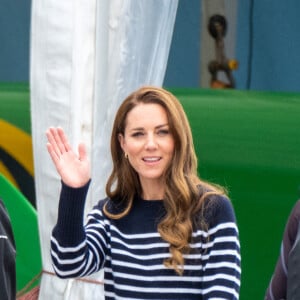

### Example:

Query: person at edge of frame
xmin=0 ymin=199 xmax=16 ymax=300
xmin=265 ymin=199 xmax=300 ymax=300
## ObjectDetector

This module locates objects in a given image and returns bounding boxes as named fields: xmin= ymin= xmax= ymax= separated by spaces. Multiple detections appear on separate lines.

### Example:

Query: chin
xmin=140 ymin=173 xmax=164 ymax=181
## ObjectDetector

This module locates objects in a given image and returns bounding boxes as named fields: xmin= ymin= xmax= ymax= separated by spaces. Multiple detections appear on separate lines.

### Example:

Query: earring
xmin=125 ymin=153 xmax=128 ymax=159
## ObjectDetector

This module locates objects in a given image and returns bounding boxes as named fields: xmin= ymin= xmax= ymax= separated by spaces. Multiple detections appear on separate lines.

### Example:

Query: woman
xmin=47 ymin=86 xmax=241 ymax=299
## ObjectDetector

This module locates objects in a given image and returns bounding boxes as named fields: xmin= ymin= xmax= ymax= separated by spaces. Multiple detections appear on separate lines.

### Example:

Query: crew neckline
xmin=136 ymin=194 xmax=164 ymax=203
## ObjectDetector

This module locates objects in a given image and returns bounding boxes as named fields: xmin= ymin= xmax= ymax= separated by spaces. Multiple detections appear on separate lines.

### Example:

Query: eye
xmin=131 ymin=131 xmax=144 ymax=137
xmin=157 ymin=129 xmax=169 ymax=136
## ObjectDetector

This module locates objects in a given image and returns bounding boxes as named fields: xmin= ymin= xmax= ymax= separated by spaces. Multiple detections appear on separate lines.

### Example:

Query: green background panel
xmin=0 ymin=82 xmax=31 ymax=134
xmin=172 ymin=88 xmax=300 ymax=299
xmin=1 ymin=83 xmax=300 ymax=298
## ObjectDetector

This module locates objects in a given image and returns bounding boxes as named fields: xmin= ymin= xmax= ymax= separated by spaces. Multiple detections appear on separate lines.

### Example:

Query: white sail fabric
xmin=91 ymin=0 xmax=178 ymax=200
xmin=30 ymin=0 xmax=178 ymax=299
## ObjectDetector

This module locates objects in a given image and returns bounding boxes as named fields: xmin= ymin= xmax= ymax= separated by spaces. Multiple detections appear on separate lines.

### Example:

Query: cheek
xmin=166 ymin=138 xmax=175 ymax=154
xmin=124 ymin=140 xmax=141 ymax=155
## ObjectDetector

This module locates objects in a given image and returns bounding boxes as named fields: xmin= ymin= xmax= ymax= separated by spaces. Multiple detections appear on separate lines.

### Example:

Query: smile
xmin=142 ymin=157 xmax=161 ymax=162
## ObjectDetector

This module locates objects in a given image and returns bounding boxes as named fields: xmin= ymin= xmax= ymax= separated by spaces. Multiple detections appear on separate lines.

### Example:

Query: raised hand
xmin=46 ymin=127 xmax=91 ymax=188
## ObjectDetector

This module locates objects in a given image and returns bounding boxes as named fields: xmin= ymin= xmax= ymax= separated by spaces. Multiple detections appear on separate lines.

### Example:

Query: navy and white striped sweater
xmin=51 ymin=182 xmax=241 ymax=299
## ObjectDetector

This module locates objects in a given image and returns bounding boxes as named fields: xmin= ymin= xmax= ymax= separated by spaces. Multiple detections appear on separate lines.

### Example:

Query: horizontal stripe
xmin=51 ymin=191 xmax=241 ymax=299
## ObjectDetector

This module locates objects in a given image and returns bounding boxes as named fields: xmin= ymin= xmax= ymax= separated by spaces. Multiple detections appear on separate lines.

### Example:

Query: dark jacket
xmin=0 ymin=199 xmax=16 ymax=300
xmin=265 ymin=199 xmax=300 ymax=300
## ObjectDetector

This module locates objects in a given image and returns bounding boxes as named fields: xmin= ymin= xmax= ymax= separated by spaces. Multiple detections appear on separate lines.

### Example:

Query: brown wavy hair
xmin=104 ymin=86 xmax=225 ymax=275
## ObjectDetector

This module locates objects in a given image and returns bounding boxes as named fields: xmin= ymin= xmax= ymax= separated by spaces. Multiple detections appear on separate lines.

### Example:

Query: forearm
xmin=53 ymin=180 xmax=90 ymax=244
xmin=51 ymin=180 xmax=92 ymax=278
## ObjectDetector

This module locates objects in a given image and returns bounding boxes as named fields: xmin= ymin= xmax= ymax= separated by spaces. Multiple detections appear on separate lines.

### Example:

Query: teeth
xmin=144 ymin=157 xmax=160 ymax=162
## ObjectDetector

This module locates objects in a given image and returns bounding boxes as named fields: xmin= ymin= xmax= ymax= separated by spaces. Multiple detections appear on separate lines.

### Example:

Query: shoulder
xmin=0 ymin=200 xmax=13 ymax=231
xmin=285 ymin=199 xmax=300 ymax=237
xmin=0 ymin=199 xmax=8 ymax=217
xmin=93 ymin=198 xmax=109 ymax=210
xmin=292 ymin=199 xmax=300 ymax=217
xmin=203 ymin=194 xmax=237 ymax=227
xmin=0 ymin=199 xmax=15 ymax=246
xmin=91 ymin=196 xmax=125 ymax=216
xmin=89 ymin=198 xmax=110 ymax=217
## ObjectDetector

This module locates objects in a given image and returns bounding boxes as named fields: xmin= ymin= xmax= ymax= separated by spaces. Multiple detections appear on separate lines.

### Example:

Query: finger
xmin=46 ymin=141 xmax=60 ymax=163
xmin=46 ymin=127 xmax=61 ymax=157
xmin=48 ymin=127 xmax=71 ymax=156
xmin=57 ymin=127 xmax=72 ymax=152
xmin=78 ymin=142 xmax=88 ymax=162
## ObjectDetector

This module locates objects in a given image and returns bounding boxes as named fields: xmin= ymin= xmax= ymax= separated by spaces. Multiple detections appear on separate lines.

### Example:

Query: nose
xmin=145 ymin=133 xmax=157 ymax=150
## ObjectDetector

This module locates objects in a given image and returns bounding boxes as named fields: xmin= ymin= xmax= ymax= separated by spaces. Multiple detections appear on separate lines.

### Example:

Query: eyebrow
xmin=130 ymin=123 xmax=169 ymax=131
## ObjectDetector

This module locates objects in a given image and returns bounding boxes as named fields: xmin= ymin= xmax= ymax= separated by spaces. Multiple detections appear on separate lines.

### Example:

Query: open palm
xmin=46 ymin=127 xmax=91 ymax=188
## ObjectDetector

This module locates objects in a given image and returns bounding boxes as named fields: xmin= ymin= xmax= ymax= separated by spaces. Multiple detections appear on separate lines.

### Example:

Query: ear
xmin=118 ymin=133 xmax=126 ymax=152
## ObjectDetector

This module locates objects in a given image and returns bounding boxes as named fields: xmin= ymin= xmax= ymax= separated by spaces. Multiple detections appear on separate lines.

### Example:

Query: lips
xmin=142 ymin=157 xmax=161 ymax=162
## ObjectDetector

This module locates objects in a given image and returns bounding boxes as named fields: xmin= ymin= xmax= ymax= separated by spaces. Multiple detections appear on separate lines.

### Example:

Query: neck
xmin=140 ymin=179 xmax=165 ymax=200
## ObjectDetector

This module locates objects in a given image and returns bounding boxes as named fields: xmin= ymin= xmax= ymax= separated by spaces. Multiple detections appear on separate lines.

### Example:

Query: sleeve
xmin=202 ymin=195 xmax=241 ymax=300
xmin=0 ymin=199 xmax=16 ymax=300
xmin=265 ymin=199 xmax=300 ymax=300
xmin=50 ymin=180 xmax=108 ymax=278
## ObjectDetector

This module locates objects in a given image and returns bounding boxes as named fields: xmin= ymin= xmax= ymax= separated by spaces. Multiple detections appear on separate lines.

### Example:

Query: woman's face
xmin=119 ymin=103 xmax=175 ymax=186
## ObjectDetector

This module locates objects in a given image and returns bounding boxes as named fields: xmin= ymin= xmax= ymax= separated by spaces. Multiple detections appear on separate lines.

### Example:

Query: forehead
xmin=125 ymin=103 xmax=168 ymax=128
